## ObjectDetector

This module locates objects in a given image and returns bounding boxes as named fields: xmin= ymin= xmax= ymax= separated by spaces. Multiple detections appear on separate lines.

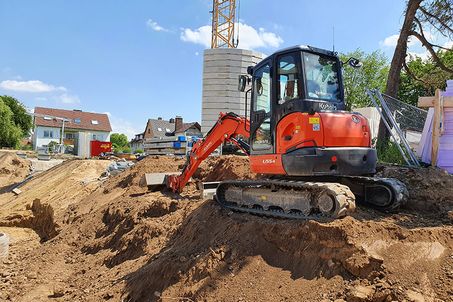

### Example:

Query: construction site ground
xmin=0 ymin=154 xmax=452 ymax=302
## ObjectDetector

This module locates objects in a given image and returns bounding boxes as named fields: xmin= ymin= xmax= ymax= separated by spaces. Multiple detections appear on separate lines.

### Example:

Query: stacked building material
xmin=417 ymin=80 xmax=453 ymax=173
xmin=144 ymin=136 xmax=190 ymax=156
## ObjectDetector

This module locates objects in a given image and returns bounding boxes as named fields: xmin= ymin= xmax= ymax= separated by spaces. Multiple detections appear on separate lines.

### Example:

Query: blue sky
xmin=0 ymin=0 xmax=446 ymax=138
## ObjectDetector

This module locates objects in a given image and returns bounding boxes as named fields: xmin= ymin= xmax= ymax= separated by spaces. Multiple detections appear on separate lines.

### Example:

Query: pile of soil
xmin=0 ymin=156 xmax=452 ymax=302
xmin=194 ymin=155 xmax=256 ymax=181
xmin=0 ymin=152 xmax=31 ymax=189
xmin=378 ymin=164 xmax=453 ymax=212
xmin=0 ymin=159 xmax=111 ymax=241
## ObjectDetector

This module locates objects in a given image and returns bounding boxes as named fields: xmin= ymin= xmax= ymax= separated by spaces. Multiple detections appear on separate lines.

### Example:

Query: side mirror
xmin=342 ymin=57 xmax=363 ymax=68
xmin=349 ymin=58 xmax=363 ymax=68
xmin=238 ymin=75 xmax=249 ymax=92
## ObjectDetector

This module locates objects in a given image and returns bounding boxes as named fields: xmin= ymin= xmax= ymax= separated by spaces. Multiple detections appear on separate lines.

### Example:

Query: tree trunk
xmin=377 ymin=0 xmax=423 ymax=148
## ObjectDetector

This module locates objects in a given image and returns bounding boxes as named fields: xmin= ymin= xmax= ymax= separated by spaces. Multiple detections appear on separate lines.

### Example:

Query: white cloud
xmin=180 ymin=22 xmax=283 ymax=50
xmin=146 ymin=19 xmax=169 ymax=32
xmin=380 ymin=34 xmax=399 ymax=47
xmin=104 ymin=112 xmax=139 ymax=140
xmin=59 ymin=93 xmax=80 ymax=104
xmin=0 ymin=79 xmax=67 ymax=93
xmin=443 ymin=41 xmax=453 ymax=49
xmin=180 ymin=25 xmax=212 ymax=47
xmin=407 ymin=51 xmax=430 ymax=61
xmin=380 ymin=31 xmax=437 ymax=48
xmin=380 ymin=34 xmax=420 ymax=48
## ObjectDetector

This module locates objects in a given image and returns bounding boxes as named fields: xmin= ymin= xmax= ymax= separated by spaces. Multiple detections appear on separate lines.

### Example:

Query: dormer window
xmin=74 ymin=118 xmax=81 ymax=124
xmin=91 ymin=120 xmax=99 ymax=125
xmin=43 ymin=116 xmax=52 ymax=120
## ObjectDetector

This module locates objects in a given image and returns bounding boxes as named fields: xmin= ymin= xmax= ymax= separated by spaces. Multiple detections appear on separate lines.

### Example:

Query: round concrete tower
xmin=201 ymin=48 xmax=265 ymax=134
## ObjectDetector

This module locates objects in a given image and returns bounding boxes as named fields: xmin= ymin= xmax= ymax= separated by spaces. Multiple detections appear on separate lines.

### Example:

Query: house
xmin=130 ymin=132 xmax=144 ymax=153
xmin=143 ymin=116 xmax=201 ymax=139
xmin=138 ymin=116 xmax=202 ymax=156
xmin=33 ymin=107 xmax=112 ymax=155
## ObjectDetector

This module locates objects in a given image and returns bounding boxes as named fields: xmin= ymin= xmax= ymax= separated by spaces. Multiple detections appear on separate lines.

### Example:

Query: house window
xmin=43 ymin=130 xmax=53 ymax=138
xmin=43 ymin=116 xmax=52 ymax=120
xmin=65 ymin=133 xmax=75 ymax=139
xmin=74 ymin=118 xmax=81 ymax=124
xmin=91 ymin=120 xmax=99 ymax=125
xmin=92 ymin=134 xmax=98 ymax=140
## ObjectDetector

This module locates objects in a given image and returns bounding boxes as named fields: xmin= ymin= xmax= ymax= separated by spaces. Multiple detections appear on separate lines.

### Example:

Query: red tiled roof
xmin=178 ymin=122 xmax=201 ymax=133
xmin=34 ymin=107 xmax=112 ymax=132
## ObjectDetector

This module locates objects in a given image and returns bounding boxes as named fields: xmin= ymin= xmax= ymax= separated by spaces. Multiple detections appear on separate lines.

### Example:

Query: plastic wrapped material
xmin=0 ymin=232 xmax=9 ymax=259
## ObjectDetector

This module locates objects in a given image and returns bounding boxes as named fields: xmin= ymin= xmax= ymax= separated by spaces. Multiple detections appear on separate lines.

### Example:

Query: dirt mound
xmin=106 ymin=156 xmax=185 ymax=189
xmin=194 ymin=155 xmax=256 ymax=181
xmin=0 ymin=159 xmax=111 ymax=240
xmin=0 ymin=199 xmax=58 ymax=241
xmin=0 ymin=156 xmax=452 ymax=302
xmin=0 ymin=151 xmax=31 ymax=189
xmin=377 ymin=164 xmax=453 ymax=211
xmin=122 ymin=203 xmax=452 ymax=302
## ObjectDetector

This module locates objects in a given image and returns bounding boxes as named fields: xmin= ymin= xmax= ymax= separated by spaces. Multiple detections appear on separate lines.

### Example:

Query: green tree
xmin=110 ymin=133 xmax=130 ymax=152
xmin=399 ymin=49 xmax=453 ymax=105
xmin=340 ymin=49 xmax=389 ymax=110
xmin=110 ymin=133 xmax=129 ymax=147
xmin=378 ymin=0 xmax=453 ymax=148
xmin=0 ymin=98 xmax=22 ymax=148
xmin=0 ymin=95 xmax=32 ymax=137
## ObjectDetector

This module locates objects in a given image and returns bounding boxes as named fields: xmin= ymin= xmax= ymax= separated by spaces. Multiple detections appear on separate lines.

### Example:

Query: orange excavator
xmin=164 ymin=45 xmax=408 ymax=219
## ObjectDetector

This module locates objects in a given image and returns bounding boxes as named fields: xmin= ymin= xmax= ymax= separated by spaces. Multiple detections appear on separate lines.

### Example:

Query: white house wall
xmin=34 ymin=126 xmax=61 ymax=149
xmin=33 ymin=125 xmax=110 ymax=152
xmin=88 ymin=131 xmax=110 ymax=142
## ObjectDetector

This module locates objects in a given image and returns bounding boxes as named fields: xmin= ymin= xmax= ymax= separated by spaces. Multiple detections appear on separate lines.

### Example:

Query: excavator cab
xmin=241 ymin=45 xmax=377 ymax=177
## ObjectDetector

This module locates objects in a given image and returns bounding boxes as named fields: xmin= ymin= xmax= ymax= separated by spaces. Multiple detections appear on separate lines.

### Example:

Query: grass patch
xmin=377 ymin=140 xmax=406 ymax=165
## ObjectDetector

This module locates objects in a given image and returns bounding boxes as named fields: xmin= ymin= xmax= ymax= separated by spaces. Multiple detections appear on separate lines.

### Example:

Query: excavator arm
xmin=166 ymin=112 xmax=250 ymax=193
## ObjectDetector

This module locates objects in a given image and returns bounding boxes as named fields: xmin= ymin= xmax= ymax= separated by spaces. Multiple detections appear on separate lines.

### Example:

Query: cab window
xmin=277 ymin=54 xmax=300 ymax=104
xmin=252 ymin=63 xmax=272 ymax=151
xmin=303 ymin=52 xmax=340 ymax=101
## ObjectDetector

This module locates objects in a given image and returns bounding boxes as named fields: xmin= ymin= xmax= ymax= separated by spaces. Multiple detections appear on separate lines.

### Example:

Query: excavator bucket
xmin=143 ymin=172 xmax=179 ymax=191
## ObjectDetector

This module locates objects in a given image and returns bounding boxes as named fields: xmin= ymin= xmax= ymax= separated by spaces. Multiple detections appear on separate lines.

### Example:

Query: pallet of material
xmin=146 ymin=150 xmax=186 ymax=156
xmin=144 ymin=142 xmax=176 ymax=149
xmin=144 ymin=142 xmax=188 ymax=149
xmin=145 ymin=136 xmax=187 ymax=143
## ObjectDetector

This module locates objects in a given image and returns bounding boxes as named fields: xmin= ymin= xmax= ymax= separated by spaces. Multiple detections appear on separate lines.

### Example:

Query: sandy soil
xmin=0 ymin=159 xmax=112 ymax=241
xmin=0 ymin=152 xmax=31 ymax=190
xmin=0 ymin=155 xmax=452 ymax=302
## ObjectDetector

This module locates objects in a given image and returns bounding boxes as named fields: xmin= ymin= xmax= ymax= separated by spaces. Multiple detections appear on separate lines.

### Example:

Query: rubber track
xmin=215 ymin=179 xmax=356 ymax=220
xmin=342 ymin=176 xmax=408 ymax=212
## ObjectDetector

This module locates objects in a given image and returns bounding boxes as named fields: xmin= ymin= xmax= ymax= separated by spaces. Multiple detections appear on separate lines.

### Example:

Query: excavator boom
xmin=166 ymin=112 xmax=249 ymax=193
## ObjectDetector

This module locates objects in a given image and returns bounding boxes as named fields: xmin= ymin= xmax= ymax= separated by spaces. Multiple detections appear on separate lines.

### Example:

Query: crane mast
xmin=211 ymin=0 xmax=238 ymax=48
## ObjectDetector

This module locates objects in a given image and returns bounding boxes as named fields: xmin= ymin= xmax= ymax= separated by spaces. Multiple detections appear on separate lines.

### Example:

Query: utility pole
xmin=211 ymin=0 xmax=238 ymax=48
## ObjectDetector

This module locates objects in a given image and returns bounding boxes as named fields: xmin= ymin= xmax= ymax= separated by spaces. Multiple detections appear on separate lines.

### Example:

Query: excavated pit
xmin=0 ymin=156 xmax=452 ymax=302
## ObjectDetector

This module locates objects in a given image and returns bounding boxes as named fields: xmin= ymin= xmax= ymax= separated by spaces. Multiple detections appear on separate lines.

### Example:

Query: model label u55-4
xmin=262 ymin=159 xmax=276 ymax=164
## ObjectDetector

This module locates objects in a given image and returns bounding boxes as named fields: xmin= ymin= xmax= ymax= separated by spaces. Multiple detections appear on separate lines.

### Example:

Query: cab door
xmin=250 ymin=61 xmax=273 ymax=155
